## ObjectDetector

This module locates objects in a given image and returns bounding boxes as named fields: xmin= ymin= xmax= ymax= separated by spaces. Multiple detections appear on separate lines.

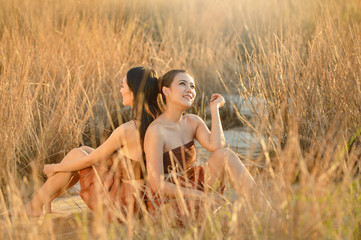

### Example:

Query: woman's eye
xmin=179 ymin=82 xmax=185 ymax=85
xmin=190 ymin=85 xmax=195 ymax=89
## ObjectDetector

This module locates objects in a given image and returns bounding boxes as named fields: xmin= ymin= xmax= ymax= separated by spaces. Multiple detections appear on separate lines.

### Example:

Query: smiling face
xmin=163 ymin=72 xmax=196 ymax=108
xmin=120 ymin=76 xmax=134 ymax=107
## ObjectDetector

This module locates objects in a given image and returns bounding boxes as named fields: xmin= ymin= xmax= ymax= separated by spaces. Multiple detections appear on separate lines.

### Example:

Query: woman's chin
xmin=181 ymin=101 xmax=193 ymax=109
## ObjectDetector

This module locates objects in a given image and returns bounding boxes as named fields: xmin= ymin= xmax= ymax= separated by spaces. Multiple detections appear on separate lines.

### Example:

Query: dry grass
xmin=0 ymin=0 xmax=360 ymax=239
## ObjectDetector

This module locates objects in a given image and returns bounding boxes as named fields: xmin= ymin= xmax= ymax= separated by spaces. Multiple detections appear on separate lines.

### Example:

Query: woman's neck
xmin=161 ymin=104 xmax=186 ymax=123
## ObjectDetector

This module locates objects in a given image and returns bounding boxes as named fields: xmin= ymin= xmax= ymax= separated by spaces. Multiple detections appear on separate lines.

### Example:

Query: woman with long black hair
xmin=25 ymin=67 xmax=161 ymax=220
xmin=144 ymin=69 xmax=273 ymax=219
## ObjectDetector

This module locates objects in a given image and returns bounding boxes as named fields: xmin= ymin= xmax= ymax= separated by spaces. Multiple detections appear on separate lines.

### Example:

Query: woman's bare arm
xmin=44 ymin=126 xmax=126 ymax=174
xmin=194 ymin=93 xmax=226 ymax=152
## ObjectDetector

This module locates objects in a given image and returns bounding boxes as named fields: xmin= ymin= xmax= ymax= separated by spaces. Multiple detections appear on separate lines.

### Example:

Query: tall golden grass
xmin=0 ymin=0 xmax=360 ymax=238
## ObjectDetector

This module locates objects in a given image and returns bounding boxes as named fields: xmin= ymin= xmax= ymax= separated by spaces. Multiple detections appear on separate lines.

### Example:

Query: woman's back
xmin=116 ymin=121 xmax=143 ymax=162
xmin=24 ymin=66 xmax=161 ymax=219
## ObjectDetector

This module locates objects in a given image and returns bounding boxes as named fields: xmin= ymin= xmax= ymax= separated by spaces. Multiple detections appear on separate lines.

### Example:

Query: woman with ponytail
xmin=144 ymin=69 xmax=273 ymax=220
xmin=24 ymin=67 xmax=161 ymax=221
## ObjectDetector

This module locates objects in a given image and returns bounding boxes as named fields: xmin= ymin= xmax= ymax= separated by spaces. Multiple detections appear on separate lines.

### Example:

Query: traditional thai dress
xmin=78 ymin=151 xmax=144 ymax=221
xmin=146 ymin=140 xmax=214 ymax=222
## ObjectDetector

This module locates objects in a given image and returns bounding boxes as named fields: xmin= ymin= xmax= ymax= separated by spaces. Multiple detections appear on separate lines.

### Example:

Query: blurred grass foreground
xmin=0 ymin=0 xmax=361 ymax=239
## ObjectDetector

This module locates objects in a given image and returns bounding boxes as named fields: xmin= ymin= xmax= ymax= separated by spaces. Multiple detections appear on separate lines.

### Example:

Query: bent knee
xmin=212 ymin=147 xmax=235 ymax=159
xmin=208 ymin=148 xmax=233 ymax=166
xmin=78 ymin=146 xmax=94 ymax=154
xmin=67 ymin=147 xmax=91 ymax=158
xmin=209 ymin=147 xmax=240 ymax=168
xmin=67 ymin=148 xmax=86 ymax=157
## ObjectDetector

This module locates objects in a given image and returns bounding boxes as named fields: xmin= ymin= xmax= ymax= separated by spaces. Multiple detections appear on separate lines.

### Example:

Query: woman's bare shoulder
xmin=112 ymin=121 xmax=137 ymax=136
xmin=183 ymin=113 xmax=203 ymax=124
xmin=145 ymin=119 xmax=166 ymax=139
xmin=111 ymin=121 xmax=140 ymax=148
xmin=147 ymin=119 xmax=163 ymax=132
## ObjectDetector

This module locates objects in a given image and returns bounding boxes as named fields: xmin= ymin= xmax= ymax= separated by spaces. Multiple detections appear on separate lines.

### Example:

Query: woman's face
xmin=120 ymin=76 xmax=134 ymax=107
xmin=165 ymin=72 xmax=196 ymax=108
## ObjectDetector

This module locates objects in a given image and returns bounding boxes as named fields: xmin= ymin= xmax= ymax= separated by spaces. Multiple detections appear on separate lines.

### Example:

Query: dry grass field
xmin=0 ymin=0 xmax=360 ymax=239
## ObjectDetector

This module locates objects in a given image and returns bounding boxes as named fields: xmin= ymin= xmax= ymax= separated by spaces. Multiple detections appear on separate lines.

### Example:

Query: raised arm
xmin=44 ymin=126 xmax=126 ymax=175
xmin=194 ymin=93 xmax=226 ymax=152
xmin=144 ymin=125 xmax=205 ymax=200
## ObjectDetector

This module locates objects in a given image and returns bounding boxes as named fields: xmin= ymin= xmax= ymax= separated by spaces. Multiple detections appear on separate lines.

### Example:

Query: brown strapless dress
xmin=78 ymin=151 xmax=144 ymax=221
xmin=146 ymin=141 xmax=208 ymax=221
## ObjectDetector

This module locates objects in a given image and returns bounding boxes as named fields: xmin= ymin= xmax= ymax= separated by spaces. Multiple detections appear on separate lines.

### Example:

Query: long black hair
xmin=126 ymin=67 xmax=162 ymax=150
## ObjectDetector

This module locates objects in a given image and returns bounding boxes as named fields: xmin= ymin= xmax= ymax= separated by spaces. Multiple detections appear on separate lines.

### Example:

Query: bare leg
xmin=43 ymin=173 xmax=80 ymax=214
xmin=206 ymin=148 xmax=273 ymax=210
xmin=25 ymin=146 xmax=94 ymax=216
xmin=43 ymin=146 xmax=94 ymax=213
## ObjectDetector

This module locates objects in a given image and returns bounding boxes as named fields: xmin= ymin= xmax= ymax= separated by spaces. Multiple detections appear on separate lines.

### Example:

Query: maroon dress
xmin=146 ymin=141 xmax=208 ymax=220
xmin=78 ymin=152 xmax=144 ymax=221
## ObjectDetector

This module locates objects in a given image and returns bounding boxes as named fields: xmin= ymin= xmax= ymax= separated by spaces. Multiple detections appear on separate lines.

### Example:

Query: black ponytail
xmin=126 ymin=67 xmax=162 ymax=170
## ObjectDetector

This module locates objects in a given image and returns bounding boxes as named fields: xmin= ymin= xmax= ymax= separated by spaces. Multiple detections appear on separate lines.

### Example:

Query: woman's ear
xmin=162 ymin=86 xmax=168 ymax=96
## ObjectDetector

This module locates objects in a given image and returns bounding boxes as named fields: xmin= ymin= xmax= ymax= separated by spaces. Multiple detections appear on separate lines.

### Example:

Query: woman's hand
xmin=210 ymin=93 xmax=225 ymax=109
xmin=43 ymin=163 xmax=59 ymax=178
